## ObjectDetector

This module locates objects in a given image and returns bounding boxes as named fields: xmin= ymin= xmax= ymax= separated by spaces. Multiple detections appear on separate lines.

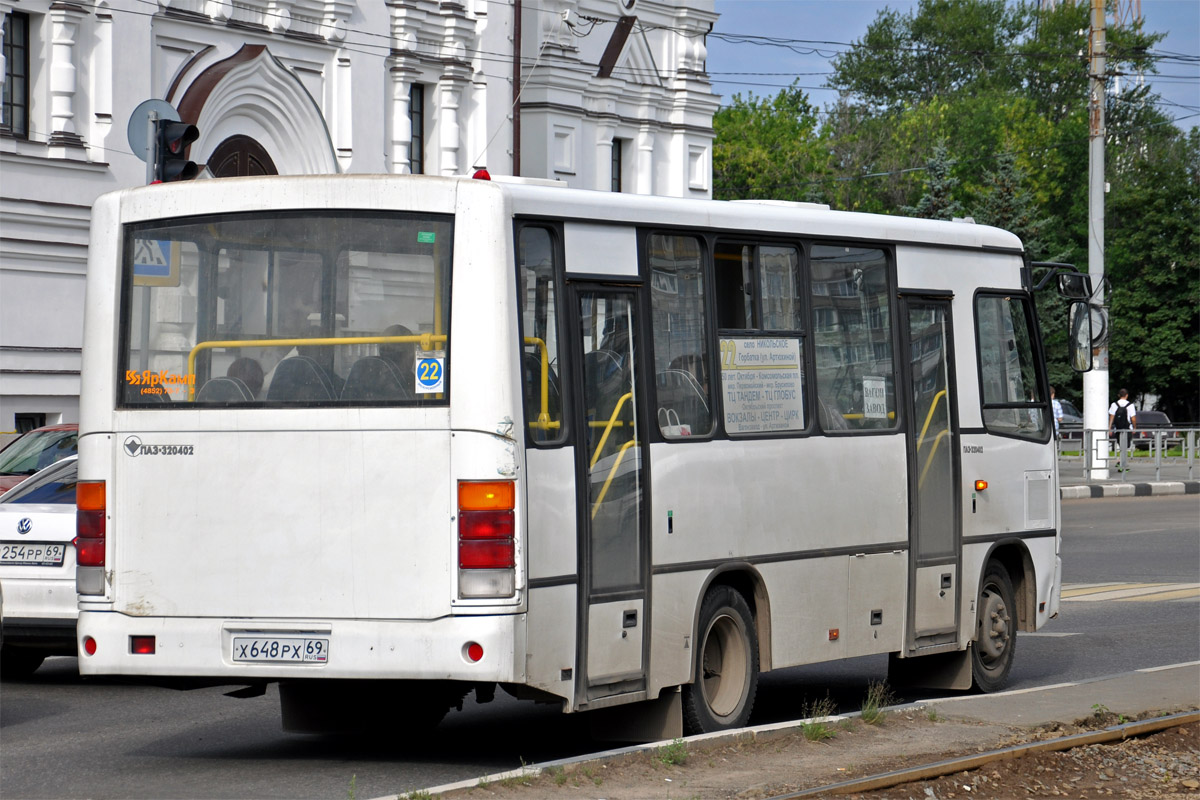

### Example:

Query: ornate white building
xmin=0 ymin=0 xmax=719 ymax=432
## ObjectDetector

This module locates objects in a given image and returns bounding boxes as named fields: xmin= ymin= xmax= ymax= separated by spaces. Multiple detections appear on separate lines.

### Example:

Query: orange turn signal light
xmin=458 ymin=481 xmax=515 ymax=511
xmin=975 ymin=480 xmax=988 ymax=492
xmin=77 ymin=480 xmax=105 ymax=511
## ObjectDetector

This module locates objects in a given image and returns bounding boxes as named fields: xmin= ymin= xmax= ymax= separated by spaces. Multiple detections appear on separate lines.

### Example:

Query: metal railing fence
xmin=1056 ymin=427 xmax=1197 ymax=481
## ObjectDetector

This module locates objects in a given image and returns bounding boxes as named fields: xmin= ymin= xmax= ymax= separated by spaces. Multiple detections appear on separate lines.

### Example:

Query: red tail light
xmin=458 ymin=481 xmax=516 ymax=597
xmin=459 ymin=539 xmax=515 ymax=569
xmin=75 ymin=480 xmax=106 ymax=567
xmin=459 ymin=509 xmax=515 ymax=539
xmin=131 ymin=636 xmax=156 ymax=655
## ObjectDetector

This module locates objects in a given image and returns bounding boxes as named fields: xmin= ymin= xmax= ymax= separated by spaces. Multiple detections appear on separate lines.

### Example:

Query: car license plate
xmin=0 ymin=542 xmax=66 ymax=567
xmin=232 ymin=637 xmax=329 ymax=663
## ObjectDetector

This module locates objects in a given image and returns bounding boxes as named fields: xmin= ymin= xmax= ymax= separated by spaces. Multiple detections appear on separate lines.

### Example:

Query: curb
xmin=381 ymin=665 xmax=1200 ymax=800
xmin=1061 ymin=481 xmax=1200 ymax=500
xmin=391 ymin=712 xmax=857 ymax=799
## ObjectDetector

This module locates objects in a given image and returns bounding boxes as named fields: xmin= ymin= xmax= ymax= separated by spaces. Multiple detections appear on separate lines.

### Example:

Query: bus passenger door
xmin=569 ymin=285 xmax=649 ymax=704
xmin=901 ymin=296 xmax=962 ymax=650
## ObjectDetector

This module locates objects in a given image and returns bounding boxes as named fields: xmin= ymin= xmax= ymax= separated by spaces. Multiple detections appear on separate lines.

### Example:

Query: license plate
xmin=232 ymin=637 xmax=329 ymax=663
xmin=0 ymin=542 xmax=67 ymax=567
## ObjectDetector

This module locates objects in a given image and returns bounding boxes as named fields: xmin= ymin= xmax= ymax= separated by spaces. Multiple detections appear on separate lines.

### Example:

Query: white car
xmin=0 ymin=455 xmax=79 ymax=677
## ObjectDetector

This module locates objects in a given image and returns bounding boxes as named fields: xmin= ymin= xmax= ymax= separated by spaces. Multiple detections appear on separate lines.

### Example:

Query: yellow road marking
xmin=1119 ymin=587 xmax=1200 ymax=602
xmin=1062 ymin=583 xmax=1200 ymax=602
xmin=1061 ymin=583 xmax=1159 ymax=598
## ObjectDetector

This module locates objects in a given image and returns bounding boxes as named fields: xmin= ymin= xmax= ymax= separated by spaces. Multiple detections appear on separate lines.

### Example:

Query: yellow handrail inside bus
xmin=918 ymin=428 xmax=951 ymax=490
xmin=917 ymin=390 xmax=948 ymax=447
xmin=185 ymin=334 xmax=447 ymax=400
xmin=523 ymin=336 xmax=556 ymax=430
xmin=591 ymin=439 xmax=639 ymax=520
xmin=590 ymin=392 xmax=634 ymax=469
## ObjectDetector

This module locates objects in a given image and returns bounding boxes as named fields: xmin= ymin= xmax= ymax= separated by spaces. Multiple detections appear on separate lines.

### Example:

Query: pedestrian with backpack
xmin=1108 ymin=388 xmax=1137 ymax=472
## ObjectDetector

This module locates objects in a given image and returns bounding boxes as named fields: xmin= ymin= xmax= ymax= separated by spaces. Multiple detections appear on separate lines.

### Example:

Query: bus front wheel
xmin=971 ymin=562 xmax=1016 ymax=692
xmin=682 ymin=585 xmax=759 ymax=734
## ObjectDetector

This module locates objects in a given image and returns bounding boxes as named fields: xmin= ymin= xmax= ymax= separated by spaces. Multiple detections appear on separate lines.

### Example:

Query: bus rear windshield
xmin=119 ymin=211 xmax=453 ymax=407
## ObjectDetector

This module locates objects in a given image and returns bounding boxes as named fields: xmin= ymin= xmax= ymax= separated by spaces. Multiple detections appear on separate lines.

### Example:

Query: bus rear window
xmin=119 ymin=211 xmax=452 ymax=406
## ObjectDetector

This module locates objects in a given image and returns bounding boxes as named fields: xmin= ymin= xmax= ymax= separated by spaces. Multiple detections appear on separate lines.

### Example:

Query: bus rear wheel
xmin=682 ymin=585 xmax=758 ymax=734
xmin=971 ymin=562 xmax=1016 ymax=693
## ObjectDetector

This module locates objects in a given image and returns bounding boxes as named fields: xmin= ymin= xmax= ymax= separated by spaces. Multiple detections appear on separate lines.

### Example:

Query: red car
xmin=0 ymin=424 xmax=78 ymax=496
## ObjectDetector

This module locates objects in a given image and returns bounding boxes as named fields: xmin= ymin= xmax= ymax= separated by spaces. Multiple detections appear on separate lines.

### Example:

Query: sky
xmin=706 ymin=0 xmax=1200 ymax=128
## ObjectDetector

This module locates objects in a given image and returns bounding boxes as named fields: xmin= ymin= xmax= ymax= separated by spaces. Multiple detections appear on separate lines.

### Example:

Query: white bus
xmin=75 ymin=174 xmax=1091 ymax=735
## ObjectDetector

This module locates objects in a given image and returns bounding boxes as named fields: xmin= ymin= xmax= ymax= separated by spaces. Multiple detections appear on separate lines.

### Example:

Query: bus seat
xmin=196 ymin=376 xmax=255 ymax=402
xmin=266 ymin=356 xmax=335 ymax=402
xmin=341 ymin=356 xmax=412 ymax=402
xmin=655 ymin=369 xmax=710 ymax=433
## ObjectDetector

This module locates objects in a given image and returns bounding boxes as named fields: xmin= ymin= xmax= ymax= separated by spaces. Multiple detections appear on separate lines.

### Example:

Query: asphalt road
xmin=1 ymin=494 xmax=1196 ymax=800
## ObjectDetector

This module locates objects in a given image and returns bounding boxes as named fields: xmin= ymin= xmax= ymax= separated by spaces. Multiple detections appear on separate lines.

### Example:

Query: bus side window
xmin=649 ymin=234 xmax=714 ymax=439
xmin=976 ymin=294 xmax=1048 ymax=440
xmin=517 ymin=226 xmax=565 ymax=444
xmin=810 ymin=245 xmax=897 ymax=432
xmin=714 ymin=241 xmax=807 ymax=437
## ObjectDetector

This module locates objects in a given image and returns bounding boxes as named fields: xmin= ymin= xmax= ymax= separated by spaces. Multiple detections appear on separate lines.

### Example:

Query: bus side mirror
xmin=1068 ymin=301 xmax=1093 ymax=373
xmin=1057 ymin=272 xmax=1092 ymax=301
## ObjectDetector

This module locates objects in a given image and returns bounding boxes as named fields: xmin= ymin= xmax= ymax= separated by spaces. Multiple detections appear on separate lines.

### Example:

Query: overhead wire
xmin=15 ymin=0 xmax=1195 ymax=164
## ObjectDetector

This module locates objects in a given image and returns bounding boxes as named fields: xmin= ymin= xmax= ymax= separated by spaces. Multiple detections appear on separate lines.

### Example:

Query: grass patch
xmin=576 ymin=765 xmax=602 ymax=787
xmin=656 ymin=737 xmax=689 ymax=766
xmin=399 ymin=792 xmax=433 ymax=800
xmin=498 ymin=758 xmax=533 ymax=788
xmin=926 ymin=706 xmax=944 ymax=722
xmin=860 ymin=680 xmax=894 ymax=725
xmin=800 ymin=694 xmax=838 ymax=741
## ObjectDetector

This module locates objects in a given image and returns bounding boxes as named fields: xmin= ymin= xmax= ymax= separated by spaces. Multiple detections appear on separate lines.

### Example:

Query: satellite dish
xmin=127 ymin=99 xmax=181 ymax=163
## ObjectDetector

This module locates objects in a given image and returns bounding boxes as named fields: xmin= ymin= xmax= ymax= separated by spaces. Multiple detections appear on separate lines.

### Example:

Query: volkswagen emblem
xmin=17 ymin=517 xmax=32 ymax=535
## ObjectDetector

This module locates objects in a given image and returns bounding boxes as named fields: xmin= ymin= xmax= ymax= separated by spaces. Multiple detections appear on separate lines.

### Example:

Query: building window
xmin=611 ymin=138 xmax=624 ymax=192
xmin=409 ymin=84 xmax=424 ymax=174
xmin=2 ymin=12 xmax=30 ymax=139
xmin=15 ymin=413 xmax=46 ymax=433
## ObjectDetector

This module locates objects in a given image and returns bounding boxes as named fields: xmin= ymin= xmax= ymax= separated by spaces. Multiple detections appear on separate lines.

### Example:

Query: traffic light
xmin=155 ymin=120 xmax=199 ymax=182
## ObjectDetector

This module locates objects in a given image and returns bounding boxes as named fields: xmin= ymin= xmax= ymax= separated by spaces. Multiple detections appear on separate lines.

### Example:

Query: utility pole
xmin=1084 ymin=0 xmax=1110 ymax=477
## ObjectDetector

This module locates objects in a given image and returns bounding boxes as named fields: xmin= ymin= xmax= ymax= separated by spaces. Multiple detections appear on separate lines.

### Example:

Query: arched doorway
xmin=207 ymin=134 xmax=278 ymax=177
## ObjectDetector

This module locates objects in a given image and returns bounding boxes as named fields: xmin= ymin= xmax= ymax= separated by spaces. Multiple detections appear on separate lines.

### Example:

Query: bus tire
xmin=682 ymin=585 xmax=758 ymax=734
xmin=0 ymin=645 xmax=46 ymax=679
xmin=971 ymin=561 xmax=1016 ymax=693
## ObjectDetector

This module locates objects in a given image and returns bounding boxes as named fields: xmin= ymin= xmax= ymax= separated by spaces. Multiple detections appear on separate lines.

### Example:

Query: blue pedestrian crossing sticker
xmin=415 ymin=354 xmax=445 ymax=394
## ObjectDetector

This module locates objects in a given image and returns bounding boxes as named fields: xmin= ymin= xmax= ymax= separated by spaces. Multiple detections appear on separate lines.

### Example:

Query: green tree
xmin=712 ymin=83 xmax=827 ymax=201
xmin=1104 ymin=129 xmax=1200 ymax=422
xmin=902 ymin=140 xmax=964 ymax=220
xmin=828 ymin=0 xmax=1027 ymax=112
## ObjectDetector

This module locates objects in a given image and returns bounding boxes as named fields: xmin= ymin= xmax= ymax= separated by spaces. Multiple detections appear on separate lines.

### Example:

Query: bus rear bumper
xmin=75 ymin=611 xmax=526 ymax=683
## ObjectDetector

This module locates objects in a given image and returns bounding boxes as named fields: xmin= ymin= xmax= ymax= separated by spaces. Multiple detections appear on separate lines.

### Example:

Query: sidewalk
xmin=405 ymin=663 xmax=1200 ymax=799
xmin=1058 ymin=458 xmax=1200 ymax=500
xmin=922 ymin=661 xmax=1200 ymax=727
